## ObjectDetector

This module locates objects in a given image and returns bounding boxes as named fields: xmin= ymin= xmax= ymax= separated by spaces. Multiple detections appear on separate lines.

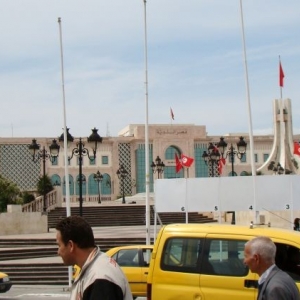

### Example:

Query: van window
xmin=201 ymin=239 xmax=248 ymax=277
xmin=275 ymin=243 xmax=300 ymax=281
xmin=161 ymin=238 xmax=203 ymax=273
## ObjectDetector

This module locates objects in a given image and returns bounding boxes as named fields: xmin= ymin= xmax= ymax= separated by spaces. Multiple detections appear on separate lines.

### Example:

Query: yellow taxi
xmin=0 ymin=271 xmax=12 ymax=293
xmin=147 ymin=223 xmax=300 ymax=300
xmin=106 ymin=245 xmax=153 ymax=299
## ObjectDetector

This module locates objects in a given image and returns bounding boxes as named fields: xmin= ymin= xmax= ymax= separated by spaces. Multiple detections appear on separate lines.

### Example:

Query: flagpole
xmin=58 ymin=17 xmax=72 ymax=288
xmin=143 ymin=0 xmax=151 ymax=246
xmin=58 ymin=17 xmax=71 ymax=218
xmin=239 ymin=0 xmax=258 ymax=223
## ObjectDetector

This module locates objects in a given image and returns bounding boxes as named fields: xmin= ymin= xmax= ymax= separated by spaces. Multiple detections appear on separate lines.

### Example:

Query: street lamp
xmin=217 ymin=136 xmax=247 ymax=225
xmin=202 ymin=143 xmax=221 ymax=177
xmin=217 ymin=136 xmax=247 ymax=177
xmin=94 ymin=171 xmax=103 ymax=204
xmin=59 ymin=127 xmax=102 ymax=216
xmin=151 ymin=156 xmax=165 ymax=179
xmin=117 ymin=164 xmax=128 ymax=204
xmin=29 ymin=139 xmax=60 ymax=213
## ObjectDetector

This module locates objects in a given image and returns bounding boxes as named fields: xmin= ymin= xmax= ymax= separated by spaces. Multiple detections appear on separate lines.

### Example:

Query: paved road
xmin=0 ymin=285 xmax=146 ymax=300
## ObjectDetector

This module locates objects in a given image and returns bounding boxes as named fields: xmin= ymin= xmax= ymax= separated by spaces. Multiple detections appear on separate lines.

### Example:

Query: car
xmin=106 ymin=245 xmax=153 ymax=299
xmin=0 ymin=271 xmax=12 ymax=293
xmin=147 ymin=223 xmax=300 ymax=300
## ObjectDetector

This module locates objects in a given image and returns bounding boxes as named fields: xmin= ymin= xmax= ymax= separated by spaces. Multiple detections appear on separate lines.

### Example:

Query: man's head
xmin=56 ymin=216 xmax=96 ymax=266
xmin=244 ymin=236 xmax=276 ymax=276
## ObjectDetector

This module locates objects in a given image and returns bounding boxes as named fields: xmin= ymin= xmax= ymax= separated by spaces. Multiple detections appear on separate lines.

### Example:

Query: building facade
xmin=1 ymin=123 xmax=286 ymax=203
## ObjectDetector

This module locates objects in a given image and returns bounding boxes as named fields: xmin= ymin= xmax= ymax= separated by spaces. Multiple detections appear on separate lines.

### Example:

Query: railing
xmin=62 ymin=195 xmax=112 ymax=203
xmin=22 ymin=192 xmax=112 ymax=212
xmin=22 ymin=190 xmax=58 ymax=212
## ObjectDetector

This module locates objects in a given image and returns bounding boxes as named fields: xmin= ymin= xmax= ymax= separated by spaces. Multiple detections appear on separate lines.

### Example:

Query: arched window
xmin=63 ymin=175 xmax=74 ymax=195
xmin=164 ymin=146 xmax=184 ymax=179
xmin=228 ymin=171 xmax=238 ymax=177
xmin=51 ymin=174 xmax=61 ymax=186
xmin=102 ymin=174 xmax=112 ymax=195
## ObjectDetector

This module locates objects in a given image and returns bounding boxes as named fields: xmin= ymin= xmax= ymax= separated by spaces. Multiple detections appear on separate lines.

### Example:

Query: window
xmin=89 ymin=156 xmax=96 ymax=165
xmin=254 ymin=154 xmax=258 ymax=163
xmin=263 ymin=154 xmax=269 ymax=162
xmin=113 ymin=249 xmax=139 ymax=267
xmin=240 ymin=153 xmax=246 ymax=163
xmin=51 ymin=157 xmax=58 ymax=166
xmin=102 ymin=156 xmax=109 ymax=165
xmin=161 ymin=238 xmax=203 ymax=273
xmin=202 ymin=239 xmax=248 ymax=277
xmin=275 ymin=243 xmax=300 ymax=281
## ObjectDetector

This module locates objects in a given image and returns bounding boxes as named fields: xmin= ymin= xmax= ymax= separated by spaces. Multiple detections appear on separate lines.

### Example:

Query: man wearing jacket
xmin=56 ymin=216 xmax=133 ymax=300
xmin=244 ymin=236 xmax=299 ymax=300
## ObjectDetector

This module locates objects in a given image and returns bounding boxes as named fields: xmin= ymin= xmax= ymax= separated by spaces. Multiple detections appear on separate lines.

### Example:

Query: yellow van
xmin=147 ymin=223 xmax=300 ymax=300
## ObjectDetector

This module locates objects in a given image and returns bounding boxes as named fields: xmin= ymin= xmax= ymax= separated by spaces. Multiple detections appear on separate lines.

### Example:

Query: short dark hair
xmin=56 ymin=216 xmax=95 ymax=248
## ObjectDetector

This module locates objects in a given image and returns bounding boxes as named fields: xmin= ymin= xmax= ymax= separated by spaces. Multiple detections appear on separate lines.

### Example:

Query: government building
xmin=0 ymin=123 xmax=284 ymax=204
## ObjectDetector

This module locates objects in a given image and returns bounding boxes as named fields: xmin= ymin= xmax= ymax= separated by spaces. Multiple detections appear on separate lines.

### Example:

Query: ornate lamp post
xmin=151 ymin=156 xmax=165 ymax=179
xmin=94 ymin=171 xmax=103 ymax=204
xmin=202 ymin=143 xmax=221 ymax=177
xmin=29 ymin=139 xmax=60 ymax=213
xmin=117 ymin=164 xmax=128 ymax=204
xmin=218 ymin=136 xmax=247 ymax=224
xmin=217 ymin=136 xmax=247 ymax=176
xmin=59 ymin=127 xmax=102 ymax=216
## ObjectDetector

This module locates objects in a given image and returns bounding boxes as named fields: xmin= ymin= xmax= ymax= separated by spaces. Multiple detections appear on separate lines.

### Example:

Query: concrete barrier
xmin=0 ymin=205 xmax=48 ymax=235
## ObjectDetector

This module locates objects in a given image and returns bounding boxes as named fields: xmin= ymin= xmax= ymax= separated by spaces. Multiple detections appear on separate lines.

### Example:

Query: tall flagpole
xmin=58 ymin=17 xmax=71 ymax=218
xmin=58 ymin=17 xmax=72 ymax=287
xmin=239 ymin=1 xmax=258 ymax=223
xmin=143 ymin=0 xmax=151 ymax=245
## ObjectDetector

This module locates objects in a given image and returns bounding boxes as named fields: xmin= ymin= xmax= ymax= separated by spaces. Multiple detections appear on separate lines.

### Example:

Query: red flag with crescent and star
xmin=181 ymin=154 xmax=194 ymax=167
xmin=294 ymin=142 xmax=300 ymax=156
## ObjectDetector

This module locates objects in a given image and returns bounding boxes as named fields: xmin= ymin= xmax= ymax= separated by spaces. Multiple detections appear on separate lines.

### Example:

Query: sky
xmin=0 ymin=0 xmax=299 ymax=139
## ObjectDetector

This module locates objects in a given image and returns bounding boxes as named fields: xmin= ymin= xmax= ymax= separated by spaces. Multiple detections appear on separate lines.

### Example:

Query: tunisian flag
xmin=218 ymin=158 xmax=226 ymax=175
xmin=294 ymin=142 xmax=300 ymax=156
xmin=175 ymin=153 xmax=182 ymax=173
xmin=181 ymin=154 xmax=194 ymax=167
xmin=279 ymin=61 xmax=285 ymax=87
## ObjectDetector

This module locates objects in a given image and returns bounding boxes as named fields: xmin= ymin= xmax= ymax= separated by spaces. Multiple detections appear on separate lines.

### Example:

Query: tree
xmin=37 ymin=175 xmax=53 ymax=196
xmin=22 ymin=191 xmax=35 ymax=204
xmin=0 ymin=175 xmax=21 ymax=212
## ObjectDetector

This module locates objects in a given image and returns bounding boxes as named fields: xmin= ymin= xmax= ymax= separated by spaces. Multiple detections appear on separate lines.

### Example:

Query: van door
xmin=150 ymin=237 xmax=204 ymax=300
xmin=199 ymin=236 xmax=257 ymax=300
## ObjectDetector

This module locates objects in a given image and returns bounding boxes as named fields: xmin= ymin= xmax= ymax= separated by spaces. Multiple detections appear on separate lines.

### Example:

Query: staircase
xmin=0 ymin=204 xmax=216 ymax=285
xmin=48 ymin=205 xmax=217 ymax=228
xmin=0 ymin=237 xmax=153 ymax=285
xmin=0 ymin=263 xmax=68 ymax=285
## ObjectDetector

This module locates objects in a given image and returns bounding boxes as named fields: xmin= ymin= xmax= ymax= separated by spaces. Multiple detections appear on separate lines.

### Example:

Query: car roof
xmin=161 ymin=223 xmax=300 ymax=241
xmin=106 ymin=244 xmax=154 ymax=255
